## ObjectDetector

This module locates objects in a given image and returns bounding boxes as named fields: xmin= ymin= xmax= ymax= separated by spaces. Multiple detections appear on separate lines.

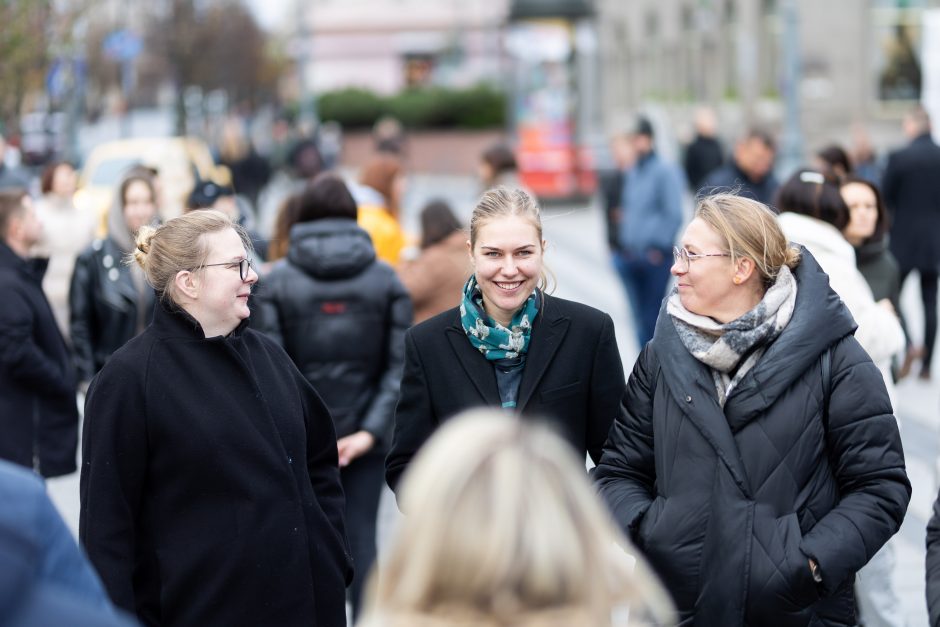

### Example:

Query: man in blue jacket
xmin=614 ymin=117 xmax=685 ymax=347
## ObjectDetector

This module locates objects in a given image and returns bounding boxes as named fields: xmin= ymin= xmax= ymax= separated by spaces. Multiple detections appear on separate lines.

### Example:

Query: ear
xmin=173 ymin=269 xmax=200 ymax=301
xmin=733 ymin=256 xmax=756 ymax=286
xmin=466 ymin=239 xmax=474 ymax=265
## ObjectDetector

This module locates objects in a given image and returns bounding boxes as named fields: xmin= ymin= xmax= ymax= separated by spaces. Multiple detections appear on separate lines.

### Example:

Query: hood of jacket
xmin=287 ymin=218 xmax=377 ymax=279
xmin=652 ymin=246 xmax=856 ymax=426
xmin=778 ymin=211 xmax=856 ymax=266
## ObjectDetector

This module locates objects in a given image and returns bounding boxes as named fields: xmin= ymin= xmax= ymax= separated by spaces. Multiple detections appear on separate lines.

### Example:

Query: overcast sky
xmin=243 ymin=0 xmax=291 ymax=31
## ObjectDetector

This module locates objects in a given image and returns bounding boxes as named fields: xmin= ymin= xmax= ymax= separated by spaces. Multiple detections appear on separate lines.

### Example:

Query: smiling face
xmin=671 ymin=217 xmax=737 ymax=319
xmin=191 ymin=227 xmax=257 ymax=337
xmin=470 ymin=214 xmax=544 ymax=327
xmin=122 ymin=179 xmax=157 ymax=234
xmin=840 ymin=182 xmax=879 ymax=246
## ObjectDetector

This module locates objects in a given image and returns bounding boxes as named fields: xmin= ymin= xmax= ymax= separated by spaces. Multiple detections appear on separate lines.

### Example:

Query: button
xmin=287 ymin=456 xmax=293 ymax=464
xmin=103 ymin=254 xmax=113 ymax=268
xmin=685 ymin=395 xmax=692 ymax=403
xmin=108 ymin=268 xmax=120 ymax=282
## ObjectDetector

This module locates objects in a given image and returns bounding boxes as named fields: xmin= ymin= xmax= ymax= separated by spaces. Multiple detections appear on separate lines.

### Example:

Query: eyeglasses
xmin=201 ymin=258 xmax=253 ymax=281
xmin=672 ymin=246 xmax=730 ymax=272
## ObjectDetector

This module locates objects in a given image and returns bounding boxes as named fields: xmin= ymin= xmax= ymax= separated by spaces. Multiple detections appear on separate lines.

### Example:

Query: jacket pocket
xmin=538 ymin=380 xmax=582 ymax=403
xmin=636 ymin=495 xmax=666 ymax=549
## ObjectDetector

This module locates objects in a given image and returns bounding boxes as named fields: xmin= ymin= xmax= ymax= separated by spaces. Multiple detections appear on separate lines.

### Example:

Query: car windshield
xmin=88 ymin=157 xmax=142 ymax=186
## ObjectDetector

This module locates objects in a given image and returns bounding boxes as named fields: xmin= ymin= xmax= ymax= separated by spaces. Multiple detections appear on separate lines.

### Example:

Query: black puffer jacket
xmin=254 ymin=219 xmax=412 ymax=448
xmin=69 ymin=237 xmax=154 ymax=383
xmin=595 ymin=250 xmax=911 ymax=626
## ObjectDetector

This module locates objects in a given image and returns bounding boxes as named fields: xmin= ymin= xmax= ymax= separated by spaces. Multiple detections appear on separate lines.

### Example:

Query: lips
xmin=495 ymin=281 xmax=522 ymax=291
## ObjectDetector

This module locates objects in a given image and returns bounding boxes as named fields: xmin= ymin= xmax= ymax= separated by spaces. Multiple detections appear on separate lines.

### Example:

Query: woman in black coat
xmin=69 ymin=168 xmax=157 ymax=385
xmin=255 ymin=173 xmax=412 ymax=621
xmin=80 ymin=210 xmax=351 ymax=627
xmin=594 ymin=193 xmax=911 ymax=626
xmin=385 ymin=186 xmax=625 ymax=494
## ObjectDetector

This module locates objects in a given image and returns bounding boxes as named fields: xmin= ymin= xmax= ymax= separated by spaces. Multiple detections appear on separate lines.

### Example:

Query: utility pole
xmin=295 ymin=0 xmax=317 ymax=136
xmin=779 ymin=0 xmax=804 ymax=177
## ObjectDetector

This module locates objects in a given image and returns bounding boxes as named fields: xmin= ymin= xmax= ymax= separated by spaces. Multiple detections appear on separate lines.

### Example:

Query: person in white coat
xmin=776 ymin=169 xmax=907 ymax=627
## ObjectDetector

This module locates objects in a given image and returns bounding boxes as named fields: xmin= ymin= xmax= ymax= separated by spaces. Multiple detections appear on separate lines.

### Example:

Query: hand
xmin=337 ymin=431 xmax=375 ymax=468
xmin=877 ymin=298 xmax=896 ymax=316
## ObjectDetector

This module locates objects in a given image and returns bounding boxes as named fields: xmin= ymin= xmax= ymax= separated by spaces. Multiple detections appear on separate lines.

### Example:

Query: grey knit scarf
xmin=667 ymin=265 xmax=797 ymax=407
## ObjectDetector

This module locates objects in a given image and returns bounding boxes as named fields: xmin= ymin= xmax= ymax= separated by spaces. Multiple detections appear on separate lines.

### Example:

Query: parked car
xmin=75 ymin=136 xmax=230 ymax=232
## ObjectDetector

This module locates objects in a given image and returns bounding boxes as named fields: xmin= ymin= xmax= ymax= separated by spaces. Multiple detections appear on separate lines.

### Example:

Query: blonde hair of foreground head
xmin=132 ymin=209 xmax=252 ymax=305
xmin=695 ymin=192 xmax=800 ymax=288
xmin=359 ymin=411 xmax=675 ymax=627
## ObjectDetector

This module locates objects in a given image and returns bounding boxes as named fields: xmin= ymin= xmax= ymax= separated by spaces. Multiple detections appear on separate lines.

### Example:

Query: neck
xmin=843 ymin=234 xmax=865 ymax=247
xmin=4 ymin=238 xmax=29 ymax=259
xmin=713 ymin=287 xmax=764 ymax=324
xmin=179 ymin=302 xmax=235 ymax=338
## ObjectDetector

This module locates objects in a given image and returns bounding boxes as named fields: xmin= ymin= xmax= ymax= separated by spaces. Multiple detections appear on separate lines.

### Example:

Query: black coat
xmin=882 ymin=133 xmax=940 ymax=271
xmin=927 ymin=486 xmax=940 ymax=627
xmin=0 ymin=242 xmax=78 ymax=477
xmin=254 ymin=219 xmax=412 ymax=448
xmin=699 ymin=159 xmax=779 ymax=206
xmin=594 ymin=251 xmax=911 ymax=626
xmin=386 ymin=293 xmax=625 ymax=493
xmin=683 ymin=135 xmax=724 ymax=192
xmin=80 ymin=301 xmax=352 ymax=627
xmin=69 ymin=237 xmax=155 ymax=382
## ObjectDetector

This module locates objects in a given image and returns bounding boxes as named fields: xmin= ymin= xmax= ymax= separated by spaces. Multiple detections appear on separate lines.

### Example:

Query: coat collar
xmin=0 ymin=240 xmax=48 ymax=284
xmin=444 ymin=291 xmax=570 ymax=410
xmin=151 ymin=298 xmax=250 ymax=341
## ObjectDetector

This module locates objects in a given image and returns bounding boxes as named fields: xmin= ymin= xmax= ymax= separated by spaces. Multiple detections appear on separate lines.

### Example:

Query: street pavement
xmin=46 ymin=176 xmax=938 ymax=626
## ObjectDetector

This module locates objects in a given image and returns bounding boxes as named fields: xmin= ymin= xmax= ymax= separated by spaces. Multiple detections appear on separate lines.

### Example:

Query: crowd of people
xmin=0 ymin=104 xmax=938 ymax=626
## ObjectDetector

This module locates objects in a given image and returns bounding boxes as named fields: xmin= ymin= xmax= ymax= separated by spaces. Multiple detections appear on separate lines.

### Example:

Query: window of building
xmin=872 ymin=1 xmax=926 ymax=101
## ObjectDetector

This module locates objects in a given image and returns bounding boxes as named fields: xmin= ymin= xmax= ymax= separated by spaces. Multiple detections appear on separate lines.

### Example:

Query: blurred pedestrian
xmin=598 ymin=131 xmax=634 ymax=253
xmin=80 ymin=210 xmax=352 ymax=626
xmin=257 ymin=136 xmax=323 ymax=239
xmin=595 ymin=193 xmax=911 ymax=625
xmin=69 ymin=169 xmax=158 ymax=387
xmin=254 ymin=173 xmax=411 ymax=621
xmin=397 ymin=200 xmax=471 ymax=324
xmin=925 ymin=486 xmax=940 ymax=626
xmin=612 ymin=116 xmax=685 ymax=348
xmin=362 ymin=411 xmax=675 ymax=627
xmin=699 ymin=128 xmax=778 ymax=204
xmin=217 ymin=116 xmax=271 ymax=215
xmin=0 ymin=189 xmax=78 ymax=477
xmin=851 ymin=125 xmax=882 ymax=184
xmin=0 ymin=134 xmax=30 ymax=190
xmin=814 ymin=144 xmax=852 ymax=180
xmin=187 ymin=179 xmax=267 ymax=263
xmin=32 ymin=161 xmax=96 ymax=338
xmin=385 ymin=187 xmax=625 ymax=494
xmin=267 ymin=191 xmax=304 ymax=263
xmin=478 ymin=143 xmax=523 ymax=191
xmin=683 ymin=107 xmax=724 ymax=192
xmin=354 ymin=153 xmax=408 ymax=266
xmin=777 ymin=170 xmax=905 ymax=395
xmin=373 ymin=115 xmax=406 ymax=156
xmin=881 ymin=104 xmax=940 ymax=379
xmin=0 ymin=459 xmax=136 ymax=627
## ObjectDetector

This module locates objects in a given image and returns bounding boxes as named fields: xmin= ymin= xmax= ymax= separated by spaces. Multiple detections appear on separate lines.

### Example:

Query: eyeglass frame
xmin=672 ymin=246 xmax=731 ymax=272
xmin=198 ymin=258 xmax=253 ymax=281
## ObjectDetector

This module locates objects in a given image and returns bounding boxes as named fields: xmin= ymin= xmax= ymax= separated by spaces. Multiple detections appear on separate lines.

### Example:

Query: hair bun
xmin=133 ymin=224 xmax=157 ymax=268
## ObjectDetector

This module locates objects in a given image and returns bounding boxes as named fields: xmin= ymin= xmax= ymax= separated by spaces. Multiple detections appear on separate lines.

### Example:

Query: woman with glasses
xmin=80 ymin=210 xmax=352 ymax=627
xmin=69 ymin=168 xmax=158 ymax=388
xmin=595 ymin=193 xmax=910 ymax=625
xmin=255 ymin=173 xmax=412 ymax=622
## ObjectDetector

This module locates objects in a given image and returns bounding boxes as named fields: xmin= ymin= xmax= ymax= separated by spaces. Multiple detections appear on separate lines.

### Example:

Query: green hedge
xmin=315 ymin=84 xmax=505 ymax=130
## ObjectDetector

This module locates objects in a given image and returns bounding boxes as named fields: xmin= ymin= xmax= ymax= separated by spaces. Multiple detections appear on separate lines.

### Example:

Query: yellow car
xmin=75 ymin=136 xmax=231 ymax=235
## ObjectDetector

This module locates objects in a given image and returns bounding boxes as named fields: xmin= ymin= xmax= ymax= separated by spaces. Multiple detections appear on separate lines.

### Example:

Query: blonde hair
xmin=132 ymin=209 xmax=251 ymax=303
xmin=695 ymin=193 xmax=800 ymax=287
xmin=469 ymin=187 xmax=554 ymax=293
xmin=362 ymin=411 xmax=675 ymax=627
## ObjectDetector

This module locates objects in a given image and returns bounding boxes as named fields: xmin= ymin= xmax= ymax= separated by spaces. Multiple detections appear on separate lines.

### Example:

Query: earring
xmin=733 ymin=276 xmax=742 ymax=285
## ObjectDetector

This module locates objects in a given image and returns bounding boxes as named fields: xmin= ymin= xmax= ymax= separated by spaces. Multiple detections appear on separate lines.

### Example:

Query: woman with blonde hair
xmin=596 ymin=193 xmax=910 ymax=625
xmin=386 ymin=187 xmax=625 ymax=494
xmin=80 ymin=210 xmax=351 ymax=626
xmin=362 ymin=410 xmax=674 ymax=627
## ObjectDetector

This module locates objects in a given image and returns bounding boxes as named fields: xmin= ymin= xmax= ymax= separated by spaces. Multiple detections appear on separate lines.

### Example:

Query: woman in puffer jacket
xmin=595 ymin=193 xmax=910 ymax=626
xmin=254 ymin=173 xmax=412 ymax=622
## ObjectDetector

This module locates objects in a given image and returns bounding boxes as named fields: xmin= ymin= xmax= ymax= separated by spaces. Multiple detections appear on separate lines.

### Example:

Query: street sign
xmin=103 ymin=30 xmax=143 ymax=63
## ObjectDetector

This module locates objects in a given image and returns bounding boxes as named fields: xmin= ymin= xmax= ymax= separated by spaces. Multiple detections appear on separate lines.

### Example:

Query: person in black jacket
xmin=69 ymin=168 xmax=157 ymax=386
xmin=80 ymin=210 xmax=352 ymax=627
xmin=683 ymin=107 xmax=724 ymax=192
xmin=595 ymin=193 xmax=911 ymax=626
xmin=926 ymin=487 xmax=940 ymax=626
xmin=385 ymin=186 xmax=626 ymax=495
xmin=254 ymin=173 xmax=412 ymax=621
xmin=882 ymin=105 xmax=940 ymax=379
xmin=0 ymin=189 xmax=78 ymax=477
xmin=699 ymin=128 xmax=778 ymax=204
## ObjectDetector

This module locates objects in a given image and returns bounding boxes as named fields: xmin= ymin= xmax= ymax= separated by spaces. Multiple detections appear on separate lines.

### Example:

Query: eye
xmin=485 ymin=251 xmax=501 ymax=257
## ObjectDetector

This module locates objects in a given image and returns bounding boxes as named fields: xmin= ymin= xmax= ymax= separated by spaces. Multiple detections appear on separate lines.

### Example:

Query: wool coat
xmin=882 ymin=132 xmax=940 ymax=271
xmin=594 ymin=251 xmax=911 ymax=626
xmin=397 ymin=230 xmax=472 ymax=325
xmin=0 ymin=241 xmax=78 ymax=477
xmin=926 ymin=486 xmax=940 ymax=626
xmin=386 ymin=293 xmax=625 ymax=493
xmin=80 ymin=300 xmax=352 ymax=627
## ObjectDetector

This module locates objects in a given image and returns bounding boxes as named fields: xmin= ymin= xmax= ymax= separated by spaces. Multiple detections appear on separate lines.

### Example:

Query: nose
xmin=670 ymin=258 xmax=685 ymax=277
xmin=245 ymin=265 xmax=259 ymax=285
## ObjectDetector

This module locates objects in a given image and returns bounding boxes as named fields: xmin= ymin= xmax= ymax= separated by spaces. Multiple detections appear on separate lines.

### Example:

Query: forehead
xmin=841 ymin=182 xmax=875 ymax=201
xmin=475 ymin=214 xmax=541 ymax=247
xmin=681 ymin=217 xmax=724 ymax=249
xmin=203 ymin=227 xmax=246 ymax=258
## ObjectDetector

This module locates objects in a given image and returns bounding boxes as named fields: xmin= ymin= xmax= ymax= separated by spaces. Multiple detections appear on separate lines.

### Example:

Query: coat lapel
xmin=445 ymin=321 xmax=501 ymax=406
xmin=517 ymin=296 xmax=569 ymax=410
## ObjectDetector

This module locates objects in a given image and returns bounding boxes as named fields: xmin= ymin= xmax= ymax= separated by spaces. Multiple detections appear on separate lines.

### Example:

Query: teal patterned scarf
xmin=460 ymin=275 xmax=539 ymax=361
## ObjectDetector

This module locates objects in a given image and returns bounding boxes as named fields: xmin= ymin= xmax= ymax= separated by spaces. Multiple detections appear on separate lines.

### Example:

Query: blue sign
xmin=103 ymin=30 xmax=143 ymax=62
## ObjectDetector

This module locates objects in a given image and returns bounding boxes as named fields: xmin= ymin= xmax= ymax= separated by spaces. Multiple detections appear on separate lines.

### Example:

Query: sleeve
xmin=360 ymin=274 xmax=413 ymax=445
xmin=833 ymin=269 xmax=905 ymax=365
xmin=69 ymin=251 xmax=97 ymax=383
xmin=798 ymin=337 xmax=912 ymax=594
xmin=298 ymin=369 xmax=352 ymax=583
xmin=662 ymin=165 xmax=686 ymax=236
xmin=880 ymin=155 xmax=899 ymax=215
xmin=79 ymin=358 xmax=149 ymax=613
xmin=385 ymin=329 xmax=435 ymax=499
xmin=927 ymin=486 xmax=940 ymax=627
xmin=251 ymin=275 xmax=285 ymax=347
xmin=593 ymin=346 xmax=658 ymax=539
xmin=397 ymin=258 xmax=436 ymax=315
xmin=586 ymin=314 xmax=626 ymax=464
xmin=0 ymin=286 xmax=72 ymax=396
